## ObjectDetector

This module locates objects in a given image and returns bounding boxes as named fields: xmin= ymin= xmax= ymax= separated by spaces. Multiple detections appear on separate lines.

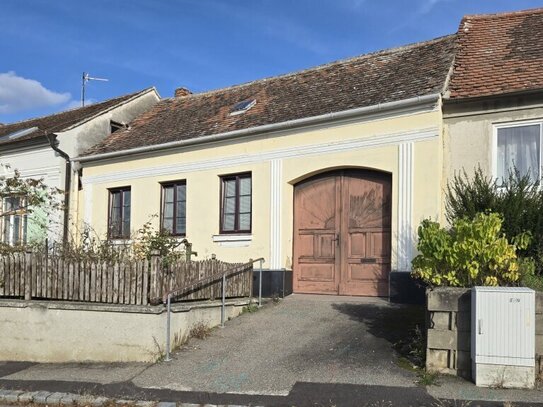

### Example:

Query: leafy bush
xmin=447 ymin=168 xmax=543 ymax=273
xmin=411 ymin=213 xmax=531 ymax=287
xmin=55 ymin=216 xmax=194 ymax=265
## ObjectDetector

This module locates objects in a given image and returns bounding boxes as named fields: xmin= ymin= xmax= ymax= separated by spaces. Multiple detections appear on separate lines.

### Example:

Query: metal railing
xmin=162 ymin=257 xmax=265 ymax=361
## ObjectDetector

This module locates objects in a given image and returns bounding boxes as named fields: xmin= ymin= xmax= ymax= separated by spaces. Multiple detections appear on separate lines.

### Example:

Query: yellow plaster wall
xmin=80 ymin=109 xmax=443 ymax=269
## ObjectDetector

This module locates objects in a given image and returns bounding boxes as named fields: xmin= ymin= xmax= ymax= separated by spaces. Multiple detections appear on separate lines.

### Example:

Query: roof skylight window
xmin=229 ymin=99 xmax=256 ymax=116
xmin=1 ymin=127 xmax=39 ymax=141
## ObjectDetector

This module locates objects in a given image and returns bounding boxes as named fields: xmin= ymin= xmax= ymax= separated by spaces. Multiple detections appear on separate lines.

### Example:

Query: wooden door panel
xmin=348 ymin=263 xmax=389 ymax=280
xmin=299 ymin=264 xmax=336 ymax=281
xmin=294 ymin=169 xmax=392 ymax=297
xmin=339 ymin=279 xmax=389 ymax=296
xmin=340 ymin=171 xmax=392 ymax=297
xmin=368 ymin=231 xmax=391 ymax=258
xmin=293 ymin=175 xmax=340 ymax=294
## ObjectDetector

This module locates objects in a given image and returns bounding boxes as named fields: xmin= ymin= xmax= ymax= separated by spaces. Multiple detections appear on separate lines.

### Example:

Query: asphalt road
xmin=1 ymin=294 xmax=542 ymax=406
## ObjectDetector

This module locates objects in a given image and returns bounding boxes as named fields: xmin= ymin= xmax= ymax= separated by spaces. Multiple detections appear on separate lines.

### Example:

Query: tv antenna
xmin=81 ymin=72 xmax=109 ymax=107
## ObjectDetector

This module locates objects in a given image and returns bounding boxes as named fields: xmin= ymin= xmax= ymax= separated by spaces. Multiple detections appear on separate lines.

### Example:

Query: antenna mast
xmin=81 ymin=72 xmax=109 ymax=107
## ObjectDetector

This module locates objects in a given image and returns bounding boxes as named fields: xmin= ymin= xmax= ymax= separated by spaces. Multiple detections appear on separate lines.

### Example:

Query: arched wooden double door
xmin=293 ymin=169 xmax=392 ymax=297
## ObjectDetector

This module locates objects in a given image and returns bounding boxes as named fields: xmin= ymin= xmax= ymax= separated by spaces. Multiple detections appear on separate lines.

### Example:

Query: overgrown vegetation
xmin=411 ymin=213 xmax=531 ymax=287
xmin=0 ymin=164 xmax=62 ymax=254
xmin=416 ymin=369 xmax=441 ymax=386
xmin=412 ymin=168 xmax=543 ymax=290
xmin=50 ymin=216 xmax=195 ymax=265
xmin=189 ymin=322 xmax=212 ymax=340
xmin=447 ymin=168 xmax=543 ymax=274
xmin=241 ymin=303 xmax=259 ymax=314
xmin=394 ymin=325 xmax=426 ymax=369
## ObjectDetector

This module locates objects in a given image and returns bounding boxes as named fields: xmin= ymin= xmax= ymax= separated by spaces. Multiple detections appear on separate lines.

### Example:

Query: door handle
xmin=332 ymin=234 xmax=340 ymax=246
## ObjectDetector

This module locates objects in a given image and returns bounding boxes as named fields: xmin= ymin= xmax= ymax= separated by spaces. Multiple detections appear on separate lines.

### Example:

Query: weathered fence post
xmin=185 ymin=241 xmax=193 ymax=262
xmin=150 ymin=250 xmax=161 ymax=302
xmin=24 ymin=250 xmax=32 ymax=301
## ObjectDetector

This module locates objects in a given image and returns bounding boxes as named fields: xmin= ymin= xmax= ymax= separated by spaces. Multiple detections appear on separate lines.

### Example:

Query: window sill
xmin=212 ymin=234 xmax=252 ymax=247
xmin=108 ymin=239 xmax=132 ymax=246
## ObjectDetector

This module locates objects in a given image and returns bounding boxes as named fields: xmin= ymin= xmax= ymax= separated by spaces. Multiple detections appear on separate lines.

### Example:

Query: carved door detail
xmin=293 ymin=170 xmax=391 ymax=296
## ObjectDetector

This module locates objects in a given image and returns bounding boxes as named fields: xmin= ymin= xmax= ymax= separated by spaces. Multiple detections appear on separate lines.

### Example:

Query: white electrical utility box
xmin=471 ymin=286 xmax=535 ymax=388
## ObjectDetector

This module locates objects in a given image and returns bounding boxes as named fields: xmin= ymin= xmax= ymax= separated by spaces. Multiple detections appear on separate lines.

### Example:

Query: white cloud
xmin=0 ymin=71 xmax=71 ymax=114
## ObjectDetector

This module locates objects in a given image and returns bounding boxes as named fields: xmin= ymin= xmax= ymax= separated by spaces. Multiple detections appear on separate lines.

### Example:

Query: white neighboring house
xmin=0 ymin=88 xmax=160 ymax=246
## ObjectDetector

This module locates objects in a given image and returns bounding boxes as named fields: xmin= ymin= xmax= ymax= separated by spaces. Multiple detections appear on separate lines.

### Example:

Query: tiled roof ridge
xmin=3 ymin=87 xmax=155 ymax=128
xmin=461 ymin=7 xmax=543 ymax=22
xmin=176 ymin=34 xmax=457 ymax=101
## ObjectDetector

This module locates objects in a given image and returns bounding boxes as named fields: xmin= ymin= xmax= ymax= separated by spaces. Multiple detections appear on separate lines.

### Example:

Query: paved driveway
xmin=134 ymin=294 xmax=422 ymax=395
xmin=3 ymin=294 xmax=543 ymax=405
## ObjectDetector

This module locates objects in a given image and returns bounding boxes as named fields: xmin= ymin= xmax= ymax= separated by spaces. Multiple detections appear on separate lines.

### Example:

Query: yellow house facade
xmin=74 ymin=35 xmax=456 ymax=300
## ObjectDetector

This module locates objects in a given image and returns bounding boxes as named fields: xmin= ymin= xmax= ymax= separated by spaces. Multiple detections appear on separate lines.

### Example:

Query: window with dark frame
xmin=161 ymin=181 xmax=186 ymax=236
xmin=220 ymin=173 xmax=251 ymax=234
xmin=108 ymin=187 xmax=131 ymax=239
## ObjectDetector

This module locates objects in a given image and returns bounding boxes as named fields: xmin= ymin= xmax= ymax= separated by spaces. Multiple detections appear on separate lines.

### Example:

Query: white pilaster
xmin=270 ymin=159 xmax=283 ymax=269
xmin=398 ymin=142 xmax=414 ymax=271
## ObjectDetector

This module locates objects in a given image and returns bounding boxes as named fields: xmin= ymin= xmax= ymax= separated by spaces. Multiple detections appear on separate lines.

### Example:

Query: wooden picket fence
xmin=0 ymin=252 xmax=253 ymax=305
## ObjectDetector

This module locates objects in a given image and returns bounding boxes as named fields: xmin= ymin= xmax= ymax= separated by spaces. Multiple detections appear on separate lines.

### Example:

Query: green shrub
xmin=446 ymin=168 xmax=543 ymax=274
xmin=411 ymin=213 xmax=531 ymax=287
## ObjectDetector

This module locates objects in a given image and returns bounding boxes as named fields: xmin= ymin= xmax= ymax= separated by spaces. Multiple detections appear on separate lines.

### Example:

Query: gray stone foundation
xmin=426 ymin=287 xmax=543 ymax=381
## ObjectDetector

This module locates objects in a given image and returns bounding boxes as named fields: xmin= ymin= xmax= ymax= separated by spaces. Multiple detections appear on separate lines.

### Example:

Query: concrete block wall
xmin=0 ymin=298 xmax=249 ymax=362
xmin=426 ymin=288 xmax=543 ymax=380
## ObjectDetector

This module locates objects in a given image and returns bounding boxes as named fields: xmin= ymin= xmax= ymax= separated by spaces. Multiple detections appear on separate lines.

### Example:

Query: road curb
xmin=0 ymin=389 xmax=257 ymax=407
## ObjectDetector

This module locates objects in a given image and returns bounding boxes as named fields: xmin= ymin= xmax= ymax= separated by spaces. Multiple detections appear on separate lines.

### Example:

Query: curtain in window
xmin=497 ymin=124 xmax=541 ymax=184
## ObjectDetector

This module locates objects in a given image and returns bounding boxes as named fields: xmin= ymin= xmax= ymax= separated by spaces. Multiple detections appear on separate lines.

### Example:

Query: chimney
xmin=174 ymin=87 xmax=192 ymax=98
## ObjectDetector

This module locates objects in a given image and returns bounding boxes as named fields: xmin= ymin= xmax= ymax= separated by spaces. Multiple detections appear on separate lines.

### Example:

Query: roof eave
xmin=62 ymin=87 xmax=160 ymax=132
xmin=444 ymin=88 xmax=543 ymax=104
xmin=75 ymin=92 xmax=440 ymax=164
xmin=0 ymin=136 xmax=50 ymax=153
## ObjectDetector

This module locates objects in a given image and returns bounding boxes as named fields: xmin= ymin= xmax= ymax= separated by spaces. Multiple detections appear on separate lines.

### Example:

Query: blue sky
xmin=1 ymin=0 xmax=541 ymax=123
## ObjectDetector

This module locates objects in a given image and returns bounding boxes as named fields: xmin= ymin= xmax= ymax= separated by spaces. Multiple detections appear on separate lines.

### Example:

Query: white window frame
xmin=492 ymin=119 xmax=543 ymax=185
xmin=1 ymin=196 xmax=28 ymax=246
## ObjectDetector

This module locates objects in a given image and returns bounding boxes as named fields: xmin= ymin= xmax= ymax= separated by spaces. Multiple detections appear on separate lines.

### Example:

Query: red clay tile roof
xmin=448 ymin=8 xmax=543 ymax=99
xmin=0 ymin=88 xmax=155 ymax=147
xmin=84 ymin=35 xmax=456 ymax=156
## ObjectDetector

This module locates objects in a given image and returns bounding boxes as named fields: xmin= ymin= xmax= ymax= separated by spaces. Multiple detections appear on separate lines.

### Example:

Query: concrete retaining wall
xmin=426 ymin=288 xmax=543 ymax=379
xmin=0 ymin=298 xmax=249 ymax=363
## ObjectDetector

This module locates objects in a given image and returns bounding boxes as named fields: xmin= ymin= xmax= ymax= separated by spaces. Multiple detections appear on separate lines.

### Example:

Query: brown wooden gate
xmin=293 ymin=169 xmax=391 ymax=297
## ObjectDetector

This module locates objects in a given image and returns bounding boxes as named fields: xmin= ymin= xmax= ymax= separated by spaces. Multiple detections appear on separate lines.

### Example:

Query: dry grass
xmin=189 ymin=321 xmax=212 ymax=339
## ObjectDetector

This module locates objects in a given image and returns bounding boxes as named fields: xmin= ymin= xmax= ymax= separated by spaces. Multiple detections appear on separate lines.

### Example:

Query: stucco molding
xmin=397 ymin=142 xmax=414 ymax=272
xmin=83 ymin=127 xmax=439 ymax=185
xmin=270 ymin=159 xmax=283 ymax=269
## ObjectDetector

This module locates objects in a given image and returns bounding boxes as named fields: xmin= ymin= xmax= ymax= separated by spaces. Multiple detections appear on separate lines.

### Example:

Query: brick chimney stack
xmin=174 ymin=87 xmax=192 ymax=98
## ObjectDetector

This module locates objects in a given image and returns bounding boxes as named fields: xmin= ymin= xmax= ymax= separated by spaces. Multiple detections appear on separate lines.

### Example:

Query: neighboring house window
xmin=496 ymin=122 xmax=543 ymax=185
xmin=108 ymin=187 xmax=131 ymax=239
xmin=1 ymin=196 xmax=27 ymax=245
xmin=220 ymin=173 xmax=251 ymax=234
xmin=161 ymin=181 xmax=186 ymax=236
